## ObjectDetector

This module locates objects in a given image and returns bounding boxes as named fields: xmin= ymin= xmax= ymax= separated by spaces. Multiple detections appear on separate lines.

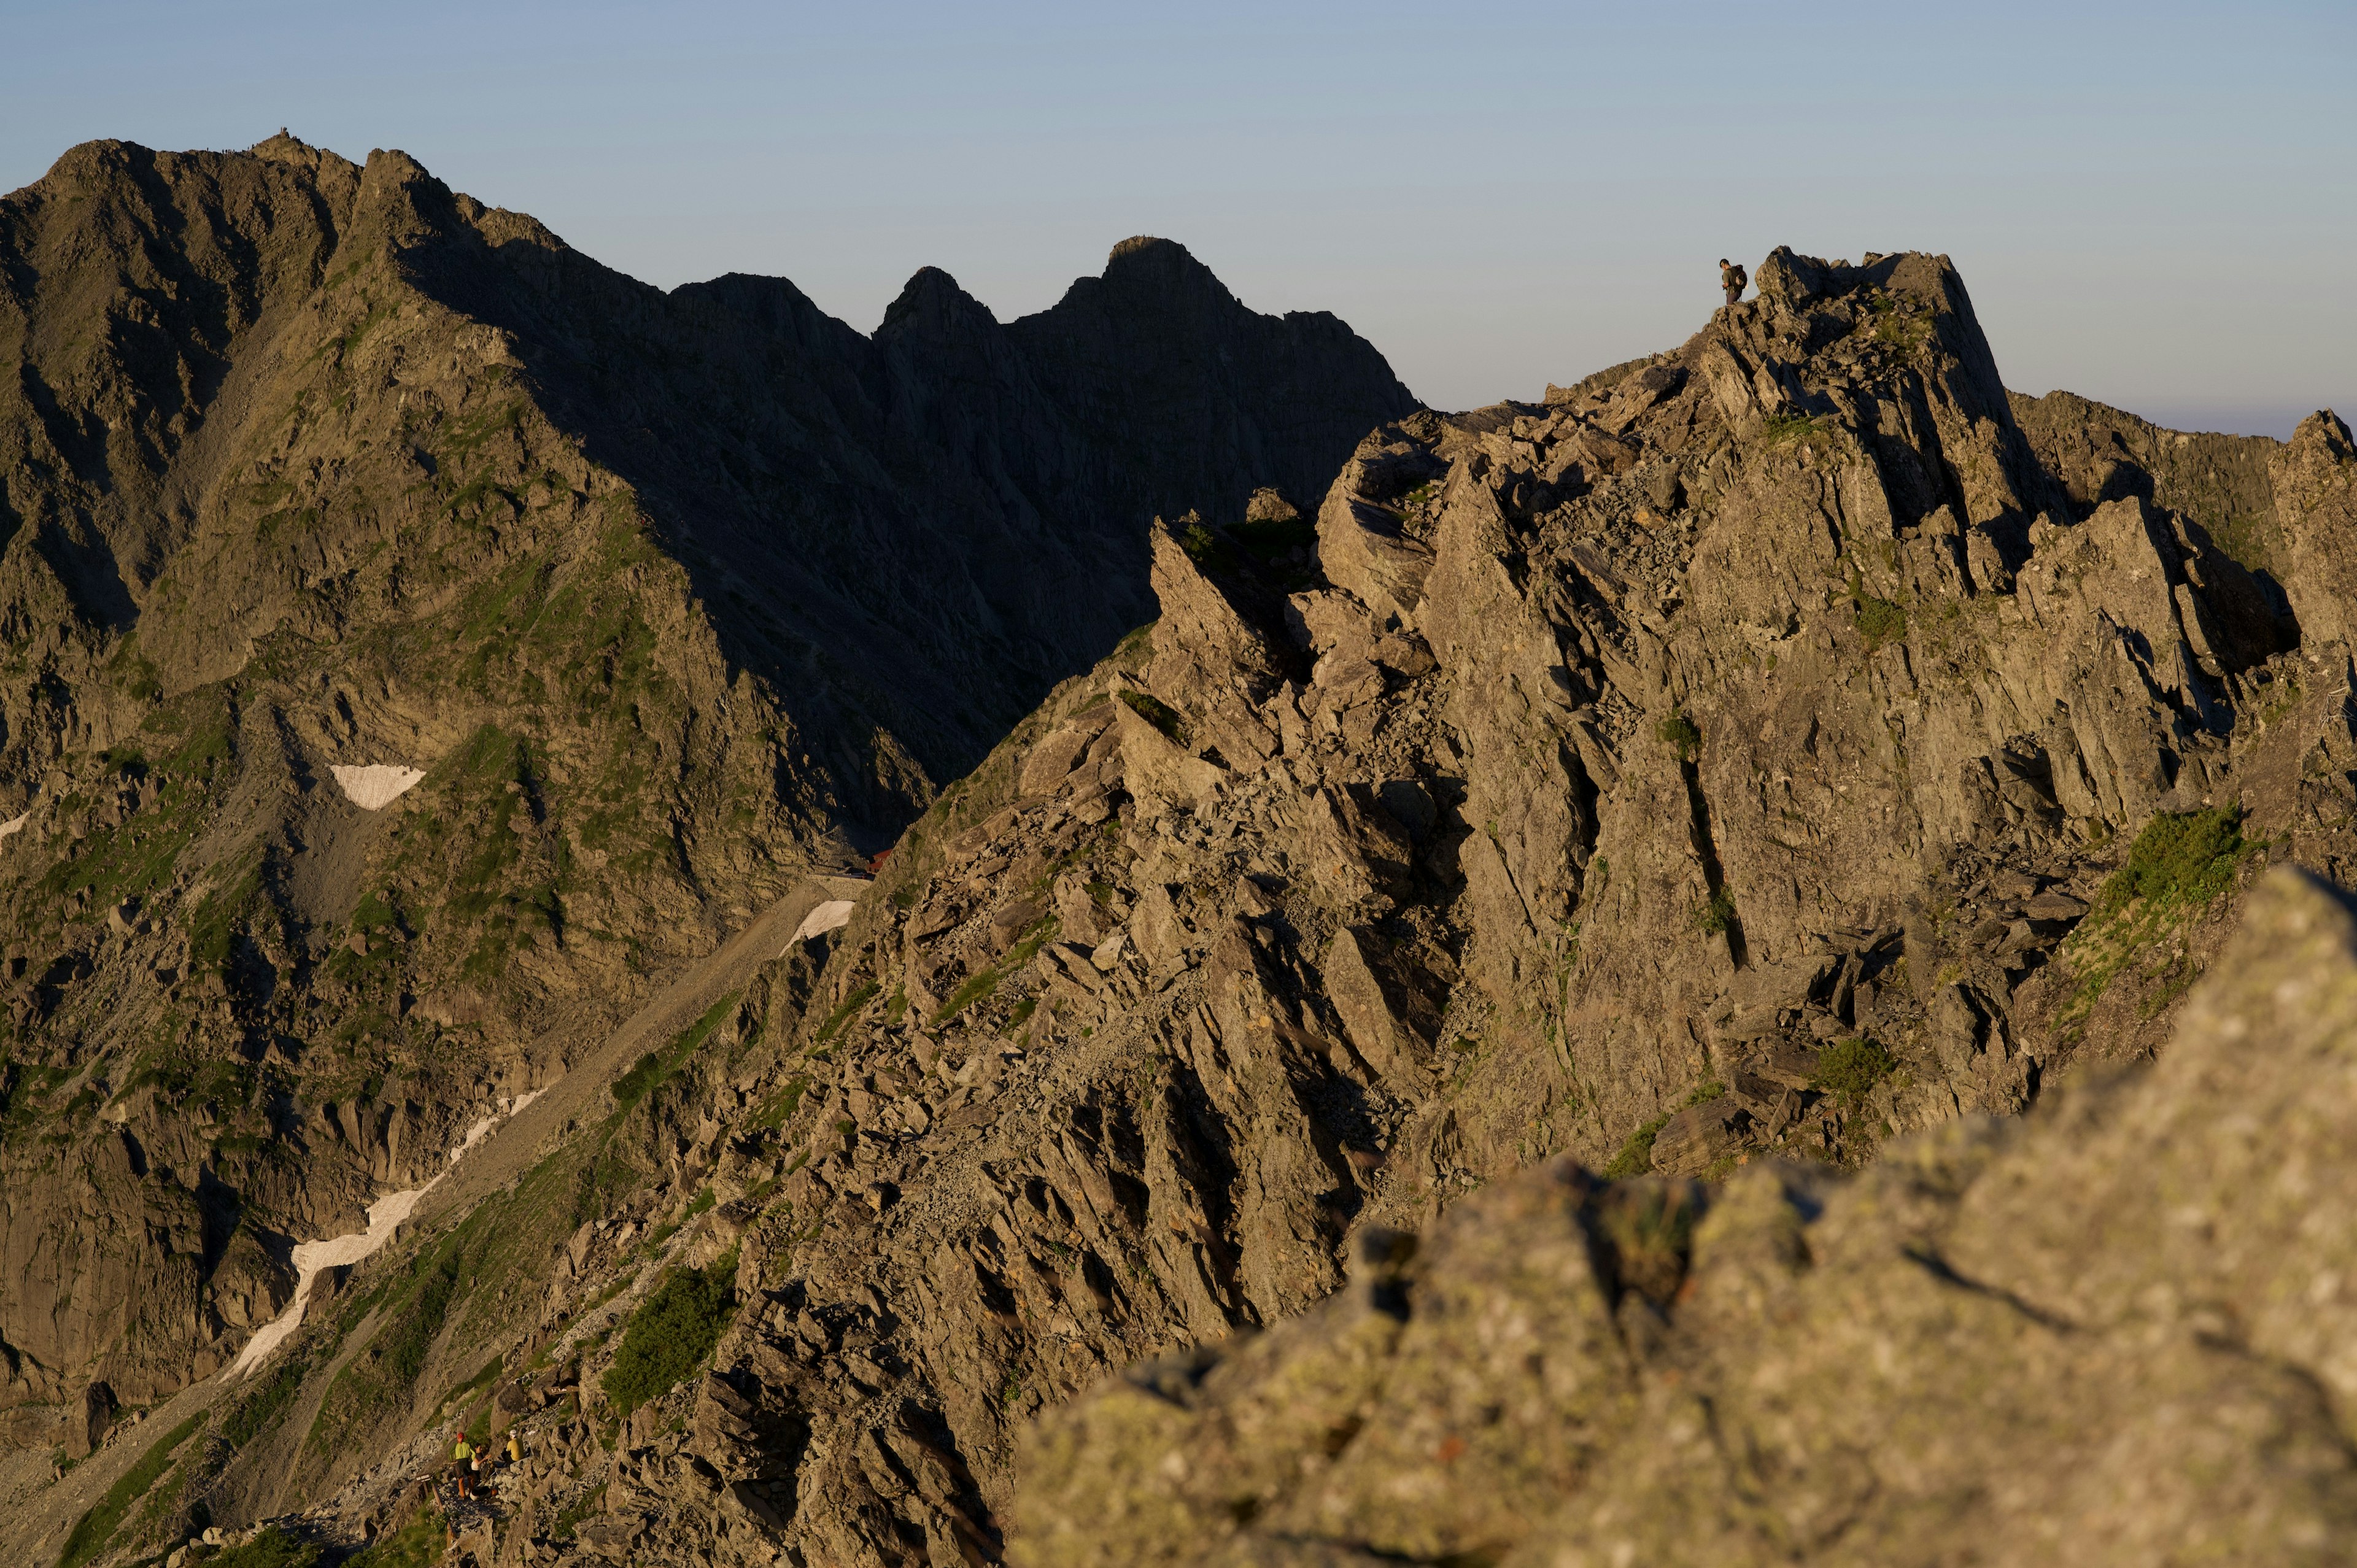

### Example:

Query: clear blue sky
xmin=4 ymin=1 xmax=2350 ymax=437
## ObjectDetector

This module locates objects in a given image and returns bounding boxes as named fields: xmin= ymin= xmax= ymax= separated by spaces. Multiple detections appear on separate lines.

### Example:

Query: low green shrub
xmin=1846 ymin=570 xmax=1907 ymax=650
xmin=1177 ymin=523 xmax=1235 ymax=572
xmin=1814 ymin=1037 xmax=1897 ymax=1108
xmin=1762 ymin=412 xmax=1830 ymax=446
xmin=2094 ymin=808 xmax=2247 ymax=920
xmin=1228 ymin=516 xmax=1315 ymax=560
xmin=1655 ymin=710 xmax=1701 ymax=762
xmin=344 ymin=1505 xmax=446 ymax=1568
xmin=600 ymin=1251 xmax=737 ymax=1416
xmin=1602 ymin=1115 xmax=1667 ymax=1178
xmin=2057 ymin=807 xmax=2255 ymax=1037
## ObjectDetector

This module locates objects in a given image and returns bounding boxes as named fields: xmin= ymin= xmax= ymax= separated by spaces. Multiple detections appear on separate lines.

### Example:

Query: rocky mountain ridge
xmin=4 ymin=234 xmax=2355 ymax=1568
xmin=0 ymin=132 xmax=1412 ymax=1427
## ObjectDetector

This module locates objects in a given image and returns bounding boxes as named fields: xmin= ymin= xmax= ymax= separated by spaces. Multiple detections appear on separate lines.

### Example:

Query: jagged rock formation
xmin=9 ymin=241 xmax=2357 ymax=1568
xmin=1017 ymin=865 xmax=2357 ymax=1566
xmin=563 ymin=249 xmax=2348 ymax=1566
xmin=0 ymin=133 xmax=1411 ymax=1428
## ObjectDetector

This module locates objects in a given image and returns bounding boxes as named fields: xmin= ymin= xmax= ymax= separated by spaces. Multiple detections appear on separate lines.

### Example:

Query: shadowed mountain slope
xmin=0 ymin=131 xmax=1412 ymax=1424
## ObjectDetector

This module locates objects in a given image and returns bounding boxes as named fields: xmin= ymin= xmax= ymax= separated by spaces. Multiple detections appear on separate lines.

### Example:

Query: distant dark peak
xmin=675 ymin=271 xmax=824 ymax=322
xmin=1067 ymin=235 xmax=1239 ymax=322
xmin=877 ymin=265 xmax=999 ymax=342
xmin=1104 ymin=234 xmax=1219 ymax=284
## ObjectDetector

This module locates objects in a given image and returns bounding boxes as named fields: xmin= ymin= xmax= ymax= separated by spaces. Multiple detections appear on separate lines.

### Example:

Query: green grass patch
xmin=221 ymin=1351 xmax=306 ymax=1451
xmin=934 ymin=968 xmax=1002 ymax=1025
xmin=344 ymin=1505 xmax=446 ymax=1568
xmin=1602 ymin=1115 xmax=1668 ymax=1178
xmin=58 ymin=1409 xmax=206 ymax=1568
xmin=2059 ymin=808 xmax=2254 ymax=1035
xmin=1118 ymin=689 xmax=1188 ymax=746
xmin=309 ymin=1139 xmax=595 ymax=1456
xmin=1846 ymin=569 xmax=1906 ymax=651
xmin=1761 ymin=413 xmax=1831 ymax=447
xmin=813 ymin=981 xmax=879 ymax=1045
xmin=1692 ymin=887 xmax=1737 ymax=937
xmin=749 ymin=1076 xmax=808 ymax=1131
xmin=600 ymin=1251 xmax=738 ymax=1417
xmin=934 ymin=916 xmax=1058 ymax=1026
xmin=611 ymin=991 xmax=740 ymax=1116
xmin=205 ymin=1525 xmax=323 ymax=1568
xmin=439 ymin=1352 xmax=503 ymax=1415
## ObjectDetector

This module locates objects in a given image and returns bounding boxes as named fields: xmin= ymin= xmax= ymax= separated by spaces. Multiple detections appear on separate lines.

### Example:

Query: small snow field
xmin=330 ymin=764 xmax=427 ymax=810
xmin=788 ymin=898 xmax=857 ymax=948
xmin=231 ymin=1186 xmax=432 ymax=1376
xmin=231 ymin=1090 xmax=540 ymax=1377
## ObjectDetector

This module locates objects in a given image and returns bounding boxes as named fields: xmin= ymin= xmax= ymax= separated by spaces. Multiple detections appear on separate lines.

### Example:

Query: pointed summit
xmin=877 ymin=264 xmax=1000 ymax=342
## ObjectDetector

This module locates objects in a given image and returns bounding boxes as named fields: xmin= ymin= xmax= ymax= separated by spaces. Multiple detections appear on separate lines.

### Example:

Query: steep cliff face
xmin=11 ymin=240 xmax=2356 ymax=1568
xmin=0 ymin=134 xmax=1413 ymax=1426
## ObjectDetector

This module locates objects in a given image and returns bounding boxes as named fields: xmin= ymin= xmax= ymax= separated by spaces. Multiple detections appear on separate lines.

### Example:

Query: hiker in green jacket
xmin=452 ymin=1434 xmax=476 ymax=1498
xmin=1720 ymin=258 xmax=1747 ymax=306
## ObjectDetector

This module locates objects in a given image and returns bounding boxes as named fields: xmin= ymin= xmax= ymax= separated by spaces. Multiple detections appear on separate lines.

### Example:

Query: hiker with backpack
xmin=1719 ymin=258 xmax=1747 ymax=306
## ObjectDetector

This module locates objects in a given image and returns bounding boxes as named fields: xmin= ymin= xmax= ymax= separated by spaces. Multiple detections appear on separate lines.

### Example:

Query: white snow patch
xmin=331 ymin=764 xmax=428 ymax=810
xmin=233 ymin=1183 xmax=434 ymax=1376
xmin=447 ymin=1089 xmax=541 ymax=1165
xmin=788 ymin=900 xmax=856 ymax=949
xmin=231 ymin=1089 xmax=541 ymax=1378
xmin=0 ymin=810 xmax=28 ymax=844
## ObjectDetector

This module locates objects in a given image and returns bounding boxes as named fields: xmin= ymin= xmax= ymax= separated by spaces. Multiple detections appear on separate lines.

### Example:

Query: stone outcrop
xmin=1017 ymin=866 xmax=2357 ymax=1566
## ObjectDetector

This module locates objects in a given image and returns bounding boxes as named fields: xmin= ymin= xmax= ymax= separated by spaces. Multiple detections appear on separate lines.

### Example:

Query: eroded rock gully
xmin=10 ymin=241 xmax=2357 ymax=1568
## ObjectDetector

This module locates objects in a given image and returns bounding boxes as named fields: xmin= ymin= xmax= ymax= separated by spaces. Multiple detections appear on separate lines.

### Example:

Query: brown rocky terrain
xmin=6 ymin=231 xmax=2356 ymax=1568
xmin=0 ymin=133 xmax=1412 ymax=1438
xmin=1018 ymin=864 xmax=2357 ymax=1566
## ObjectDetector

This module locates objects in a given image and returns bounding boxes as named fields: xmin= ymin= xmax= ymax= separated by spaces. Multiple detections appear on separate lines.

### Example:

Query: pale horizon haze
xmin=3 ymin=0 xmax=2350 ymax=438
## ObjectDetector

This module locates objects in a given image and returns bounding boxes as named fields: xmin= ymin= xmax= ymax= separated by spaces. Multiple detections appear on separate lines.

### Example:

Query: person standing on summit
xmin=1720 ymin=258 xmax=1747 ymax=306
